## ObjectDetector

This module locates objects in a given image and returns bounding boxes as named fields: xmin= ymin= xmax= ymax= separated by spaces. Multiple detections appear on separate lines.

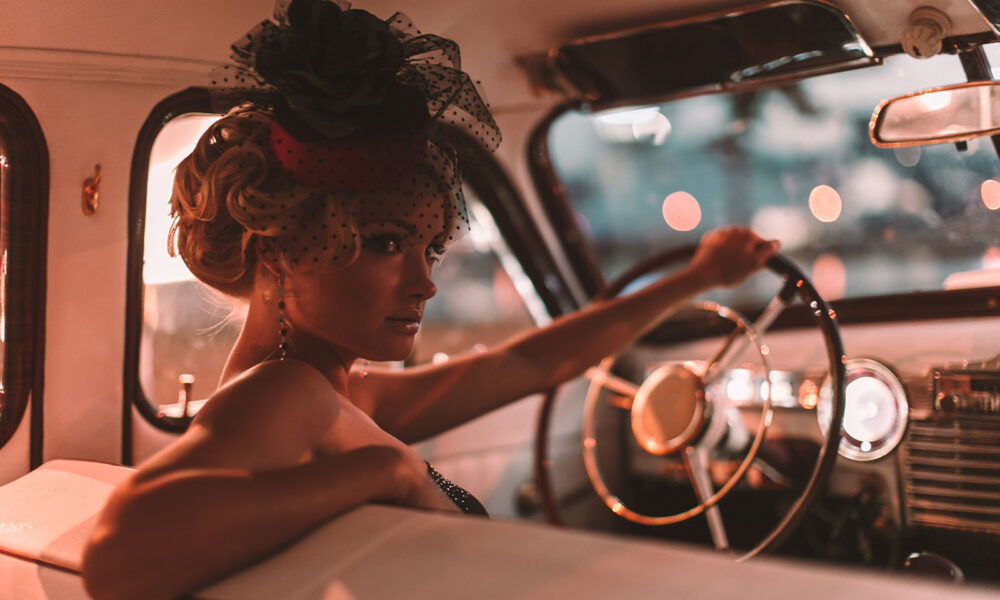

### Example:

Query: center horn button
xmin=631 ymin=362 xmax=708 ymax=455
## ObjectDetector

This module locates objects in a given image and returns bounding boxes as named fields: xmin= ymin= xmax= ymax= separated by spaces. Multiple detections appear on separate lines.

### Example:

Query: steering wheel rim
xmin=582 ymin=299 xmax=775 ymax=527
xmin=533 ymin=244 xmax=847 ymax=560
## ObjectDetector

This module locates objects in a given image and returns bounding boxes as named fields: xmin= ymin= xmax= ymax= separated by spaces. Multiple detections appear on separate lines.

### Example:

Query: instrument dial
xmin=819 ymin=358 xmax=908 ymax=461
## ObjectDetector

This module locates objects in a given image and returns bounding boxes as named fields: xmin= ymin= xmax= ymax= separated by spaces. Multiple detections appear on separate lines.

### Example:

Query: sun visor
xmin=546 ymin=0 xmax=878 ymax=110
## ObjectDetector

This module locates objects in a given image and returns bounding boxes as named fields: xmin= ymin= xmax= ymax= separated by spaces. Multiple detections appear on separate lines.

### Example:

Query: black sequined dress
xmin=426 ymin=462 xmax=488 ymax=516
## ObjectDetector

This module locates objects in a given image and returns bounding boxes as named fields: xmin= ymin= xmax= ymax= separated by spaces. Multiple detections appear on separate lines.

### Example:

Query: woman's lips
xmin=385 ymin=316 xmax=420 ymax=335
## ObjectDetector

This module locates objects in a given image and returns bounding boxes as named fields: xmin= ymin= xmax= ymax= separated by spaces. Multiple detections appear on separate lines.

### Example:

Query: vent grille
xmin=902 ymin=418 xmax=1000 ymax=535
xmin=902 ymin=376 xmax=934 ymax=412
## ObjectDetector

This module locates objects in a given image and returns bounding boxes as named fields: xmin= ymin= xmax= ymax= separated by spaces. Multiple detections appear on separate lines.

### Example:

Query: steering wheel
xmin=533 ymin=245 xmax=846 ymax=561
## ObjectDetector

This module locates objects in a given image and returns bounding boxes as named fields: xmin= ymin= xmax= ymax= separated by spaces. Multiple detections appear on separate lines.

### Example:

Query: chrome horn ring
xmin=582 ymin=301 xmax=773 ymax=526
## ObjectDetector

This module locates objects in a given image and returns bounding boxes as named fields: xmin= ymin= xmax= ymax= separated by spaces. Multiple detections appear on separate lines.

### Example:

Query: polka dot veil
xmin=192 ymin=0 xmax=501 ymax=272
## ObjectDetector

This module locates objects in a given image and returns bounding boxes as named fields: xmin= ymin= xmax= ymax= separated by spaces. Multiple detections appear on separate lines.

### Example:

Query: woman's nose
xmin=405 ymin=252 xmax=437 ymax=300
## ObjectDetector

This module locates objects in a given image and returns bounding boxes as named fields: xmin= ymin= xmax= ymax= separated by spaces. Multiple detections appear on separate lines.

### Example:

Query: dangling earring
xmin=277 ymin=275 xmax=288 ymax=361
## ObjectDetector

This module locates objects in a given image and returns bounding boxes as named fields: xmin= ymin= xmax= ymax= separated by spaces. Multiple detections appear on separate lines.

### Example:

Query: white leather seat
xmin=0 ymin=460 xmax=133 ymax=599
xmin=0 ymin=460 xmax=996 ymax=600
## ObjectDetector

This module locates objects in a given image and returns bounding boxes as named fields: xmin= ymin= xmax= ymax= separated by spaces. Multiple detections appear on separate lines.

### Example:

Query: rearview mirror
xmin=870 ymin=81 xmax=1000 ymax=147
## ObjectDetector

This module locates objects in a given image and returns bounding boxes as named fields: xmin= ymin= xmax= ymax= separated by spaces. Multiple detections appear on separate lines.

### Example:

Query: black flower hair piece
xmin=212 ymin=0 xmax=500 ymax=150
xmin=200 ymin=0 xmax=501 ymax=271
xmin=254 ymin=0 xmax=424 ymax=139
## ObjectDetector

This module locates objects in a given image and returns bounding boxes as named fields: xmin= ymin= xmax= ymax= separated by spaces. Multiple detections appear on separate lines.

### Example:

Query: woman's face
xmin=285 ymin=186 xmax=450 ymax=363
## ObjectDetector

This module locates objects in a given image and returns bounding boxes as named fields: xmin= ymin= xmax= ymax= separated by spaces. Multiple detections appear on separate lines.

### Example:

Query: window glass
xmin=141 ymin=114 xmax=540 ymax=416
xmin=549 ymin=50 xmax=1000 ymax=305
xmin=0 ymin=84 xmax=46 ymax=452
xmin=142 ymin=114 xmax=233 ymax=417
xmin=409 ymin=188 xmax=542 ymax=365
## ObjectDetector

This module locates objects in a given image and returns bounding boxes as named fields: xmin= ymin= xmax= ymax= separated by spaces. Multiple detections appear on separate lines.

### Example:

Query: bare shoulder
xmin=197 ymin=359 xmax=340 ymax=436
xmin=139 ymin=359 xmax=342 ymax=473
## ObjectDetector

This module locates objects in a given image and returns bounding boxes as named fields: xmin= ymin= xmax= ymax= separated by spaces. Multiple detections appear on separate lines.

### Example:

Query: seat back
xmin=0 ymin=459 xmax=133 ymax=572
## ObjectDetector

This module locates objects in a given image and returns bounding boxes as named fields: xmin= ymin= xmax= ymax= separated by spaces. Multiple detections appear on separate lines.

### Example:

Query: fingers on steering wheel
xmin=697 ymin=227 xmax=778 ymax=283
xmin=754 ymin=238 xmax=780 ymax=266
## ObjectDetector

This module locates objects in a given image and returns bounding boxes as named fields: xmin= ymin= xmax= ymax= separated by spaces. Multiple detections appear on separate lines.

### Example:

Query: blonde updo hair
xmin=168 ymin=104 xmax=365 ymax=297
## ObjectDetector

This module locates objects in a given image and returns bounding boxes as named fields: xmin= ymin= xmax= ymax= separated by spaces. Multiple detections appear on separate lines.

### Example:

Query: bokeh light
xmin=750 ymin=205 xmax=811 ymax=249
xmin=981 ymin=179 xmax=1000 ymax=210
xmin=841 ymin=160 xmax=895 ymax=215
xmin=799 ymin=379 xmax=819 ymax=410
xmin=812 ymin=253 xmax=846 ymax=300
xmin=983 ymin=247 xmax=1000 ymax=269
xmin=893 ymin=147 xmax=920 ymax=167
xmin=631 ymin=112 xmax=672 ymax=145
xmin=662 ymin=191 xmax=702 ymax=231
xmin=593 ymin=107 xmax=670 ymax=144
xmin=808 ymin=185 xmax=843 ymax=223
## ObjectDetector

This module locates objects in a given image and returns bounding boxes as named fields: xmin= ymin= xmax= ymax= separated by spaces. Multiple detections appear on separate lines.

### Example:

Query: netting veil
xmin=170 ymin=0 xmax=501 ymax=287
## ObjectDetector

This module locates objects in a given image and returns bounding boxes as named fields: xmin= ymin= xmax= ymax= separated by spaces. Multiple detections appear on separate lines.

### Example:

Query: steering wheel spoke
xmin=701 ymin=276 xmax=800 ymax=384
xmin=699 ymin=321 xmax=745 ymax=384
xmin=684 ymin=446 xmax=730 ymax=551
xmin=585 ymin=366 xmax=638 ymax=409
xmin=605 ymin=393 xmax=634 ymax=410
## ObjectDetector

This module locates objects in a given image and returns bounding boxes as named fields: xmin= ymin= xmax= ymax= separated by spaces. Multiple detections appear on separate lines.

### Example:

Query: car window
xmin=141 ymin=114 xmax=230 ymax=418
xmin=409 ymin=188 xmax=544 ymax=366
xmin=548 ymin=50 xmax=1000 ymax=305
xmin=0 ymin=84 xmax=47 ymax=455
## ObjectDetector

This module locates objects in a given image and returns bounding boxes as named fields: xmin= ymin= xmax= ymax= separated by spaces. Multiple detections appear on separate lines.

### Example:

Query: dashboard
xmin=590 ymin=314 xmax=1000 ymax=568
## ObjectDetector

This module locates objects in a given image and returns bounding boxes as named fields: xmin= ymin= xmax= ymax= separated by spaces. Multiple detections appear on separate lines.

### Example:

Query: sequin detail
xmin=425 ymin=462 xmax=488 ymax=516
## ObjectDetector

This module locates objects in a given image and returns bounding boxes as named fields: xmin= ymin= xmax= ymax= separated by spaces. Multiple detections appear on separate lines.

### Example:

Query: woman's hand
xmin=689 ymin=227 xmax=779 ymax=287
xmin=316 ymin=405 xmax=458 ymax=513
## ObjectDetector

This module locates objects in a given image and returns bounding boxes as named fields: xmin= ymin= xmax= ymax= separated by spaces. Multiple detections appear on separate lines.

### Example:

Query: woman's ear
xmin=259 ymin=257 xmax=282 ymax=279
xmin=256 ymin=237 xmax=283 ymax=278
xmin=252 ymin=255 xmax=283 ymax=301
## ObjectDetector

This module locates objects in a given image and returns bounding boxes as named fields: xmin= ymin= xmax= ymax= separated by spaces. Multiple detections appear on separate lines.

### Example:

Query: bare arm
xmin=83 ymin=448 xmax=407 ymax=600
xmin=362 ymin=228 xmax=778 ymax=442
xmin=82 ymin=360 xmax=447 ymax=600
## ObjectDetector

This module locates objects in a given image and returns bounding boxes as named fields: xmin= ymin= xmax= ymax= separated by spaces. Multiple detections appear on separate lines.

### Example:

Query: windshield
xmin=548 ymin=50 xmax=1000 ymax=304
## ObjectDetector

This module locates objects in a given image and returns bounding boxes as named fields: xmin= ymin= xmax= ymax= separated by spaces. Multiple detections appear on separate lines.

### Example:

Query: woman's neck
xmin=220 ymin=297 xmax=354 ymax=397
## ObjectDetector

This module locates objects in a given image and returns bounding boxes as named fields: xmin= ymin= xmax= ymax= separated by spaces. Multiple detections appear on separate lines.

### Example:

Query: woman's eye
xmin=425 ymin=244 xmax=447 ymax=262
xmin=366 ymin=234 xmax=403 ymax=253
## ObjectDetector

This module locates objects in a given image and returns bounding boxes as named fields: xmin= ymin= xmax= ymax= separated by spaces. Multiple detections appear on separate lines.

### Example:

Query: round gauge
xmin=818 ymin=358 xmax=908 ymax=461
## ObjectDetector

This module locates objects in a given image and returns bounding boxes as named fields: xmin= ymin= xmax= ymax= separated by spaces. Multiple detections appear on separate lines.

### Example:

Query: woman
xmin=81 ymin=1 xmax=778 ymax=598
